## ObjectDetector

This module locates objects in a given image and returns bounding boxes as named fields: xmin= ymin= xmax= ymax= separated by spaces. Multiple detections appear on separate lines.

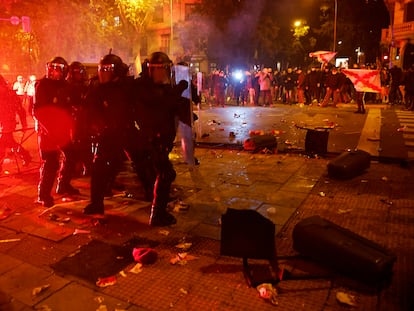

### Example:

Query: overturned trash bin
xmin=296 ymin=125 xmax=330 ymax=156
xmin=327 ymin=149 xmax=371 ymax=179
xmin=292 ymin=215 xmax=396 ymax=287
xmin=220 ymin=208 xmax=280 ymax=287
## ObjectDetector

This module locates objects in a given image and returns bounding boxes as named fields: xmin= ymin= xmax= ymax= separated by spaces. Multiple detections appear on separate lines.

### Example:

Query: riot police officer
xmin=134 ymin=51 xmax=189 ymax=226
xmin=33 ymin=56 xmax=79 ymax=208
xmin=83 ymin=53 xmax=136 ymax=215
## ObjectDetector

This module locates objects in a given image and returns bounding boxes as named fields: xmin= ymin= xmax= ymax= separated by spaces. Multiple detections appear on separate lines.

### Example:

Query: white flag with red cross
xmin=309 ymin=51 xmax=337 ymax=63
xmin=342 ymin=69 xmax=381 ymax=93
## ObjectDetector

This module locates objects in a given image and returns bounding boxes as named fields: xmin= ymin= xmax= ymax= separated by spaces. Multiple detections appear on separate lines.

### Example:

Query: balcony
xmin=393 ymin=21 xmax=414 ymax=40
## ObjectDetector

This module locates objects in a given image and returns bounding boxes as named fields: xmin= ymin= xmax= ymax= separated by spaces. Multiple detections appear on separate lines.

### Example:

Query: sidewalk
xmin=0 ymin=106 xmax=413 ymax=310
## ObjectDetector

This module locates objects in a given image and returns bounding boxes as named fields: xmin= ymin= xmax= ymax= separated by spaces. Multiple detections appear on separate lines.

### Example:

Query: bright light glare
xmin=233 ymin=70 xmax=243 ymax=80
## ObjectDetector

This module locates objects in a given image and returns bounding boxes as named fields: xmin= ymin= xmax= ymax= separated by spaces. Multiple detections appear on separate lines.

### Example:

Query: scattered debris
xmin=132 ymin=248 xmax=157 ymax=264
xmin=336 ymin=291 xmax=357 ymax=306
xmin=0 ymin=238 xmax=21 ymax=243
xmin=260 ymin=147 xmax=275 ymax=154
xmin=119 ymin=270 xmax=127 ymax=277
xmin=48 ymin=214 xmax=70 ymax=223
xmin=319 ymin=192 xmax=326 ymax=197
xmin=171 ymin=200 xmax=190 ymax=212
xmin=0 ymin=206 xmax=13 ymax=220
xmin=170 ymin=252 xmax=198 ymax=265
xmin=208 ymin=119 xmax=221 ymax=125
xmin=175 ymin=242 xmax=192 ymax=251
xmin=271 ymin=129 xmax=285 ymax=135
xmin=73 ymin=229 xmax=91 ymax=235
xmin=256 ymin=283 xmax=278 ymax=305
xmin=381 ymin=176 xmax=389 ymax=181
xmin=179 ymin=288 xmax=188 ymax=295
xmin=32 ymin=284 xmax=50 ymax=296
xmin=338 ymin=208 xmax=353 ymax=214
xmin=267 ymin=207 xmax=276 ymax=214
xmin=61 ymin=196 xmax=75 ymax=202
xmin=380 ymin=199 xmax=393 ymax=206
xmin=129 ymin=263 xmax=143 ymax=274
xmin=249 ymin=130 xmax=265 ymax=136
xmin=96 ymin=276 xmax=117 ymax=287
xmin=159 ymin=230 xmax=170 ymax=236
xmin=94 ymin=296 xmax=105 ymax=304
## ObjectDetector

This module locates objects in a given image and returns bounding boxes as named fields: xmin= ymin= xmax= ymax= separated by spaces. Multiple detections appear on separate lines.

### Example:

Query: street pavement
xmin=0 ymin=102 xmax=413 ymax=310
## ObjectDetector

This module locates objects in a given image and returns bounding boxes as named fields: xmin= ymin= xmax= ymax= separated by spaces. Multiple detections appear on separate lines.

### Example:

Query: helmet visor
xmin=98 ymin=64 xmax=115 ymax=72
xmin=47 ymin=62 xmax=67 ymax=80
xmin=47 ymin=62 xmax=66 ymax=71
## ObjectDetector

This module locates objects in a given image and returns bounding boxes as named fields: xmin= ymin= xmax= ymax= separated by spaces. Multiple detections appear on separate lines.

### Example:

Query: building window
xmin=406 ymin=2 xmax=414 ymax=22
xmin=160 ymin=34 xmax=170 ymax=54
xmin=185 ymin=3 xmax=199 ymax=21
xmin=153 ymin=5 xmax=164 ymax=23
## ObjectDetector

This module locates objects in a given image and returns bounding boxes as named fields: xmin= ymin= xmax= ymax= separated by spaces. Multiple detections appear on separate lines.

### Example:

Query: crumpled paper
xmin=336 ymin=291 xmax=357 ymax=306
xmin=256 ymin=283 xmax=278 ymax=305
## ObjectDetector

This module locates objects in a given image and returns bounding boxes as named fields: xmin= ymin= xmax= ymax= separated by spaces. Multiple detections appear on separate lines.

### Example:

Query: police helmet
xmin=46 ymin=56 xmax=68 ymax=80
xmin=67 ymin=61 xmax=86 ymax=82
xmin=147 ymin=52 xmax=173 ymax=84
xmin=99 ymin=54 xmax=129 ymax=78
xmin=148 ymin=51 xmax=172 ymax=68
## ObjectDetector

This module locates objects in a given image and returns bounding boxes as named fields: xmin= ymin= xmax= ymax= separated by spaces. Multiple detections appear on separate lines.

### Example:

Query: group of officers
xmin=33 ymin=51 xmax=192 ymax=227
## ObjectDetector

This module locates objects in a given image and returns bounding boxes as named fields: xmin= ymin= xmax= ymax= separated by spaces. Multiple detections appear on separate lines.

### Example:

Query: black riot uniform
xmin=66 ymin=61 xmax=91 ymax=176
xmin=83 ymin=53 xmax=137 ymax=215
xmin=134 ymin=51 xmax=189 ymax=227
xmin=33 ymin=56 xmax=79 ymax=208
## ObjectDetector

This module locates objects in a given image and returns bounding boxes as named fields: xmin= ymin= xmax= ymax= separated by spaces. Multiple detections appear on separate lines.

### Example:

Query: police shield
xmin=173 ymin=64 xmax=195 ymax=166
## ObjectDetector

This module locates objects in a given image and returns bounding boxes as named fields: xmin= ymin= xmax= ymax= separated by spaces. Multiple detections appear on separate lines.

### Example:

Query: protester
xmin=320 ymin=66 xmax=342 ymax=108
xmin=257 ymin=68 xmax=273 ymax=106
xmin=24 ymin=75 xmax=36 ymax=117
xmin=0 ymin=75 xmax=31 ymax=172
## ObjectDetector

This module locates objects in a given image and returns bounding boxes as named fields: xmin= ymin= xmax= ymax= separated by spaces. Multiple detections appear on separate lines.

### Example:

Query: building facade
xmin=141 ymin=0 xmax=208 ymax=74
xmin=382 ymin=0 xmax=414 ymax=69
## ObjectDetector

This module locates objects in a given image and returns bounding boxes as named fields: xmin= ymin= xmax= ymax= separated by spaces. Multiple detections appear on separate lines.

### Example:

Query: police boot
xmin=17 ymin=147 xmax=31 ymax=167
xmin=149 ymin=206 xmax=176 ymax=227
xmin=56 ymin=182 xmax=80 ymax=195
xmin=37 ymin=184 xmax=54 ymax=208
xmin=83 ymin=203 xmax=104 ymax=215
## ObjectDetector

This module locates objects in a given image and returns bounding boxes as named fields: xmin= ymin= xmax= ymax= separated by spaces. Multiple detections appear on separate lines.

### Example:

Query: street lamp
xmin=333 ymin=0 xmax=337 ymax=52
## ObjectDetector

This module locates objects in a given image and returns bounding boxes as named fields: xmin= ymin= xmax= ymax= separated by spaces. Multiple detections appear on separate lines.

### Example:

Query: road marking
xmin=357 ymin=108 xmax=381 ymax=156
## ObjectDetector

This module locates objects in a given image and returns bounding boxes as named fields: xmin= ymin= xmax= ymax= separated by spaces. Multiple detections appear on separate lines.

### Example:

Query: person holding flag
xmin=342 ymin=64 xmax=381 ymax=114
